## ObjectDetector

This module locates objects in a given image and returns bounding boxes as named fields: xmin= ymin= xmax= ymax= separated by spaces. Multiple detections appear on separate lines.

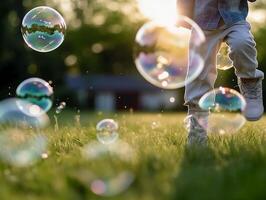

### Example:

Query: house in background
xmin=65 ymin=74 xmax=182 ymax=112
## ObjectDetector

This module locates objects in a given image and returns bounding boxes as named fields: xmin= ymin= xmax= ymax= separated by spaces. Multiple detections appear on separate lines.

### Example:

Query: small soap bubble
xmin=169 ymin=97 xmax=175 ymax=103
xmin=56 ymin=101 xmax=66 ymax=114
xmin=134 ymin=16 xmax=205 ymax=89
xmin=96 ymin=119 xmax=119 ymax=145
xmin=16 ymin=77 xmax=53 ymax=114
xmin=21 ymin=6 xmax=66 ymax=52
xmin=199 ymin=87 xmax=246 ymax=135
xmin=216 ymin=43 xmax=233 ymax=70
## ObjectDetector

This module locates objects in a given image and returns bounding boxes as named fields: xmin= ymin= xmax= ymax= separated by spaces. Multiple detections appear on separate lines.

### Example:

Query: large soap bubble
xmin=216 ymin=43 xmax=233 ymax=70
xmin=0 ymin=98 xmax=49 ymax=167
xmin=75 ymin=141 xmax=136 ymax=197
xmin=199 ymin=87 xmax=246 ymax=135
xmin=16 ymin=78 xmax=53 ymax=113
xmin=134 ymin=16 xmax=205 ymax=89
xmin=21 ymin=6 xmax=66 ymax=52
xmin=96 ymin=119 xmax=119 ymax=145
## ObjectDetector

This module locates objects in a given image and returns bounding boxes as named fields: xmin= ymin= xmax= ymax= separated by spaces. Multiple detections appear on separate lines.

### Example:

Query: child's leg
xmin=185 ymin=30 xmax=222 ymax=107
xmin=185 ymin=30 xmax=223 ymax=145
xmin=225 ymin=21 xmax=264 ymax=80
xmin=225 ymin=21 xmax=264 ymax=120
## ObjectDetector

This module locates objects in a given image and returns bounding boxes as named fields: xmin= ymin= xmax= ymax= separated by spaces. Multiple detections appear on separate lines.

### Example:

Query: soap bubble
xmin=169 ymin=97 xmax=176 ymax=103
xmin=56 ymin=101 xmax=66 ymax=114
xmin=76 ymin=141 xmax=135 ymax=197
xmin=134 ymin=16 xmax=205 ymax=89
xmin=0 ymin=98 xmax=50 ymax=128
xmin=199 ymin=87 xmax=246 ymax=135
xmin=0 ymin=98 xmax=49 ymax=167
xmin=96 ymin=119 xmax=119 ymax=144
xmin=16 ymin=78 xmax=53 ymax=113
xmin=21 ymin=6 xmax=66 ymax=52
xmin=216 ymin=43 xmax=233 ymax=70
xmin=0 ymin=130 xmax=47 ymax=167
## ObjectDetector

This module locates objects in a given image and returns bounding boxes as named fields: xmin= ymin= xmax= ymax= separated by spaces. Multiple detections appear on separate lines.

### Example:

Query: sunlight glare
xmin=136 ymin=0 xmax=178 ymax=25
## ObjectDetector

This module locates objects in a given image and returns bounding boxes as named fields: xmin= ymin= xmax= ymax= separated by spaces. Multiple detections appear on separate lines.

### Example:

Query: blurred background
xmin=1 ymin=0 xmax=266 ymax=113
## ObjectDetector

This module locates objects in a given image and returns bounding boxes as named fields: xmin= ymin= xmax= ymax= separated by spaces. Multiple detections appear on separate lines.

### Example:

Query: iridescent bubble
xmin=21 ymin=6 xmax=66 ymax=53
xmin=134 ymin=16 xmax=205 ymax=89
xmin=217 ymin=43 xmax=233 ymax=70
xmin=96 ymin=119 xmax=119 ymax=144
xmin=77 ymin=141 xmax=135 ymax=197
xmin=199 ymin=87 xmax=246 ymax=135
xmin=0 ymin=98 xmax=50 ymax=128
xmin=0 ymin=98 xmax=49 ymax=167
xmin=16 ymin=78 xmax=53 ymax=113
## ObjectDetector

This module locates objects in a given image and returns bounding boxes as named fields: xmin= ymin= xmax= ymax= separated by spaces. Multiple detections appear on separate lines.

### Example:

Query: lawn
xmin=1 ymin=112 xmax=266 ymax=200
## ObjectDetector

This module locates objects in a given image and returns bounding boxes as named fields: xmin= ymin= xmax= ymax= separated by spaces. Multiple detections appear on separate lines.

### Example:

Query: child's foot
xmin=238 ymin=78 xmax=264 ymax=121
xmin=184 ymin=115 xmax=207 ymax=146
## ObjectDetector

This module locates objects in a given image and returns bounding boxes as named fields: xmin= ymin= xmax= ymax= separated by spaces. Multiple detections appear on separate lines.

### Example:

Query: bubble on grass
xmin=0 ymin=99 xmax=48 ymax=167
xmin=16 ymin=77 xmax=53 ymax=114
xmin=199 ymin=87 xmax=246 ymax=135
xmin=134 ymin=16 xmax=205 ymax=89
xmin=21 ymin=6 xmax=66 ymax=52
xmin=0 ymin=130 xmax=47 ymax=167
xmin=96 ymin=119 xmax=119 ymax=145
xmin=217 ymin=43 xmax=233 ymax=71
xmin=56 ymin=101 xmax=66 ymax=114
xmin=77 ymin=141 xmax=135 ymax=197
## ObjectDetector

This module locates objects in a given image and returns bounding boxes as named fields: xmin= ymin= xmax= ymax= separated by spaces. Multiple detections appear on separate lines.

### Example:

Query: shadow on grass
xmin=172 ymin=135 xmax=266 ymax=200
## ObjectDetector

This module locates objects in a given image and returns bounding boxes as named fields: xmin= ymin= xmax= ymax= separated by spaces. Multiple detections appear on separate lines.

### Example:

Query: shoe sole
xmin=245 ymin=113 xmax=264 ymax=121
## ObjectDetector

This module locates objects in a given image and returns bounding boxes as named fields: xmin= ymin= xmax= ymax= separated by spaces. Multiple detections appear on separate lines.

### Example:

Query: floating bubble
xmin=217 ymin=43 xmax=233 ymax=70
xmin=134 ymin=16 xmax=205 ymax=89
xmin=0 ymin=98 xmax=49 ymax=167
xmin=96 ymin=119 xmax=119 ymax=144
xmin=16 ymin=78 xmax=53 ymax=113
xmin=76 ymin=141 xmax=135 ymax=197
xmin=56 ymin=101 xmax=66 ymax=114
xmin=169 ymin=97 xmax=175 ymax=103
xmin=21 ymin=6 xmax=66 ymax=52
xmin=0 ymin=98 xmax=50 ymax=128
xmin=199 ymin=87 xmax=246 ymax=135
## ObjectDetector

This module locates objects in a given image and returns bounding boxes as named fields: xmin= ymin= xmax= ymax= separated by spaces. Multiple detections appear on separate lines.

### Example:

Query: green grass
xmin=1 ymin=112 xmax=266 ymax=200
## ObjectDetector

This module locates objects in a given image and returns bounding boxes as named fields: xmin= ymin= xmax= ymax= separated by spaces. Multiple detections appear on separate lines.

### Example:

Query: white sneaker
xmin=238 ymin=78 xmax=264 ymax=121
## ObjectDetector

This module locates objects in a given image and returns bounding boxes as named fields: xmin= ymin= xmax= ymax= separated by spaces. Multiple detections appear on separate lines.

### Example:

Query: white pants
xmin=184 ymin=20 xmax=264 ymax=108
